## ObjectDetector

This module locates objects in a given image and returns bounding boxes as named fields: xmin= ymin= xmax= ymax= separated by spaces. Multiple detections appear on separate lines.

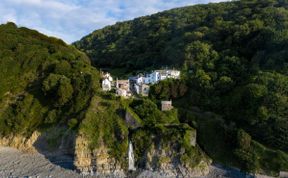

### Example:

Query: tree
xmin=42 ymin=73 xmax=74 ymax=106
xmin=57 ymin=77 xmax=73 ymax=106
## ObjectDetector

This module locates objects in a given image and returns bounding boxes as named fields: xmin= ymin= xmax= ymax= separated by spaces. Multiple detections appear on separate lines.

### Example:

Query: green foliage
xmin=68 ymin=118 xmax=78 ymax=129
xmin=149 ymin=79 xmax=188 ymax=100
xmin=224 ymin=72 xmax=288 ymax=152
xmin=42 ymin=74 xmax=74 ymax=106
xmin=56 ymin=76 xmax=73 ymax=106
xmin=236 ymin=129 xmax=251 ymax=151
xmin=130 ymin=99 xmax=179 ymax=126
xmin=74 ymin=0 xmax=288 ymax=76
xmin=180 ymin=108 xmax=288 ymax=175
xmin=79 ymin=95 xmax=129 ymax=166
xmin=42 ymin=74 xmax=61 ymax=93
xmin=131 ymin=124 xmax=206 ymax=169
xmin=0 ymin=23 xmax=100 ymax=136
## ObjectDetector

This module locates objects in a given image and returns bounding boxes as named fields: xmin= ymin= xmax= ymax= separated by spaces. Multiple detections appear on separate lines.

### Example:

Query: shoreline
xmin=0 ymin=146 xmax=274 ymax=178
xmin=0 ymin=147 xmax=80 ymax=178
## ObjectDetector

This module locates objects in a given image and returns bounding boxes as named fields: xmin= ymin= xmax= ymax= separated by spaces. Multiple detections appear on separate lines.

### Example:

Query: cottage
xmin=161 ymin=100 xmax=173 ymax=111
xmin=101 ymin=72 xmax=113 ymax=81
xmin=116 ymin=79 xmax=131 ymax=98
xmin=102 ymin=78 xmax=112 ymax=91
xmin=116 ymin=88 xmax=132 ymax=98
xmin=134 ymin=75 xmax=145 ymax=85
xmin=101 ymin=72 xmax=113 ymax=91
xmin=140 ymin=84 xmax=150 ymax=96
xmin=116 ymin=79 xmax=130 ymax=90
xmin=143 ymin=69 xmax=181 ymax=85
xmin=135 ymin=83 xmax=150 ymax=96
xmin=156 ymin=69 xmax=180 ymax=80
xmin=144 ymin=71 xmax=160 ymax=84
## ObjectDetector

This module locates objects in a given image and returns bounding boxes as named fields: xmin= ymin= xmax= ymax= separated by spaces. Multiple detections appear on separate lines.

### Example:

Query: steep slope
xmin=0 ymin=23 xmax=210 ymax=177
xmin=0 ymin=22 xmax=100 ymax=136
xmin=74 ymin=0 xmax=288 ymax=74
xmin=74 ymin=0 xmax=288 ymax=175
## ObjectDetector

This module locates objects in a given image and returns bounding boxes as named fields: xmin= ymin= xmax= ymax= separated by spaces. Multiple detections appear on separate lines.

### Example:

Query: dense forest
xmin=0 ymin=22 xmax=102 ymax=136
xmin=75 ymin=0 xmax=288 ymax=174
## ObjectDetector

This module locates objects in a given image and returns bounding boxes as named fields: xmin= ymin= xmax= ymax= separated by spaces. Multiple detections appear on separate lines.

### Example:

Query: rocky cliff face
xmin=74 ymin=134 xmax=126 ymax=177
xmin=74 ymin=127 xmax=211 ymax=177
xmin=0 ymin=131 xmax=40 ymax=152
xmin=0 ymin=127 xmax=211 ymax=177
xmin=143 ymin=144 xmax=211 ymax=177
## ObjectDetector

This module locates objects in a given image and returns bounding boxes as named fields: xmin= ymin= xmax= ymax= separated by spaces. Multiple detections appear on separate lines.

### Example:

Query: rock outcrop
xmin=125 ymin=108 xmax=142 ymax=129
xmin=0 ymin=131 xmax=40 ymax=152
xmin=74 ymin=126 xmax=211 ymax=177
xmin=74 ymin=134 xmax=126 ymax=177
xmin=143 ymin=144 xmax=211 ymax=177
xmin=0 ymin=127 xmax=210 ymax=177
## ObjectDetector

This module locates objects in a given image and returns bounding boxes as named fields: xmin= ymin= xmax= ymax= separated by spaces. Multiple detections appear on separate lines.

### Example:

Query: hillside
xmin=74 ymin=0 xmax=288 ymax=74
xmin=74 ymin=0 xmax=288 ymax=175
xmin=0 ymin=22 xmax=102 ymax=135
xmin=0 ymin=22 xmax=210 ymax=177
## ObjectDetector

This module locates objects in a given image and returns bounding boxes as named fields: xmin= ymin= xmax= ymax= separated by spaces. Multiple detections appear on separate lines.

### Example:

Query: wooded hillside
xmin=75 ymin=0 xmax=288 ymax=174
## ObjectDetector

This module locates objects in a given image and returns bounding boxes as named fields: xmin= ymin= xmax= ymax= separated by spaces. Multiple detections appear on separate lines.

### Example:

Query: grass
xmin=79 ymin=92 xmax=129 ymax=167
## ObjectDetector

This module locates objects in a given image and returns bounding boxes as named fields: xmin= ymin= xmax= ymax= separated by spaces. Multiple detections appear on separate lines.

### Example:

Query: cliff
xmin=74 ymin=134 xmax=126 ymax=177
xmin=144 ymin=144 xmax=211 ymax=177
xmin=0 ymin=131 xmax=40 ymax=153
xmin=74 ymin=123 xmax=210 ymax=177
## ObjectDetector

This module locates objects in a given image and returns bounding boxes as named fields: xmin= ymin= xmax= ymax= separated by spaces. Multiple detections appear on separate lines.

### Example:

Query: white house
xmin=135 ymin=76 xmax=145 ymax=85
xmin=144 ymin=69 xmax=181 ymax=84
xmin=101 ymin=72 xmax=113 ymax=81
xmin=135 ymin=83 xmax=150 ymax=96
xmin=102 ymin=78 xmax=112 ymax=91
xmin=144 ymin=71 xmax=160 ymax=84
xmin=101 ymin=72 xmax=113 ymax=91
xmin=157 ymin=69 xmax=180 ymax=80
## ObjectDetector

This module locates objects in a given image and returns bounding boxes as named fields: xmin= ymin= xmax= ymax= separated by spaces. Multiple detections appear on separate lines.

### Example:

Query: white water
xmin=128 ymin=141 xmax=136 ymax=171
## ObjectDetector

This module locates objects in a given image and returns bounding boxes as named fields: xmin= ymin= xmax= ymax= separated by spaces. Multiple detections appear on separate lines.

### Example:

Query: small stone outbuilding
xmin=161 ymin=100 xmax=173 ymax=111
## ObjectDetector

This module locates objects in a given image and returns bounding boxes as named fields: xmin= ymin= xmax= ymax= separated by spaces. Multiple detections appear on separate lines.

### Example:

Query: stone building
xmin=116 ymin=79 xmax=130 ymax=90
xmin=116 ymin=79 xmax=131 ymax=98
xmin=134 ymin=83 xmax=150 ymax=96
xmin=161 ymin=100 xmax=173 ymax=111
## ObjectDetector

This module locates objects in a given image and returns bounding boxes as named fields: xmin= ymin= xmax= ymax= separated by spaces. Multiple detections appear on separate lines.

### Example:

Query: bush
xmin=68 ymin=118 xmax=78 ymax=129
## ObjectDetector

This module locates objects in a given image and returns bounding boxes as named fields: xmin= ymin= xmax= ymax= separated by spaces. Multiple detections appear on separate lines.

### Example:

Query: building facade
xmin=101 ymin=72 xmax=113 ymax=91
xmin=102 ymin=78 xmax=112 ymax=91
xmin=144 ymin=69 xmax=180 ymax=85
xmin=116 ymin=79 xmax=131 ymax=97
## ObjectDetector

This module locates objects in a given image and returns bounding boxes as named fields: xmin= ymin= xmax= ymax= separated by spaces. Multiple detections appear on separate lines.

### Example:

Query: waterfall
xmin=128 ymin=141 xmax=136 ymax=171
